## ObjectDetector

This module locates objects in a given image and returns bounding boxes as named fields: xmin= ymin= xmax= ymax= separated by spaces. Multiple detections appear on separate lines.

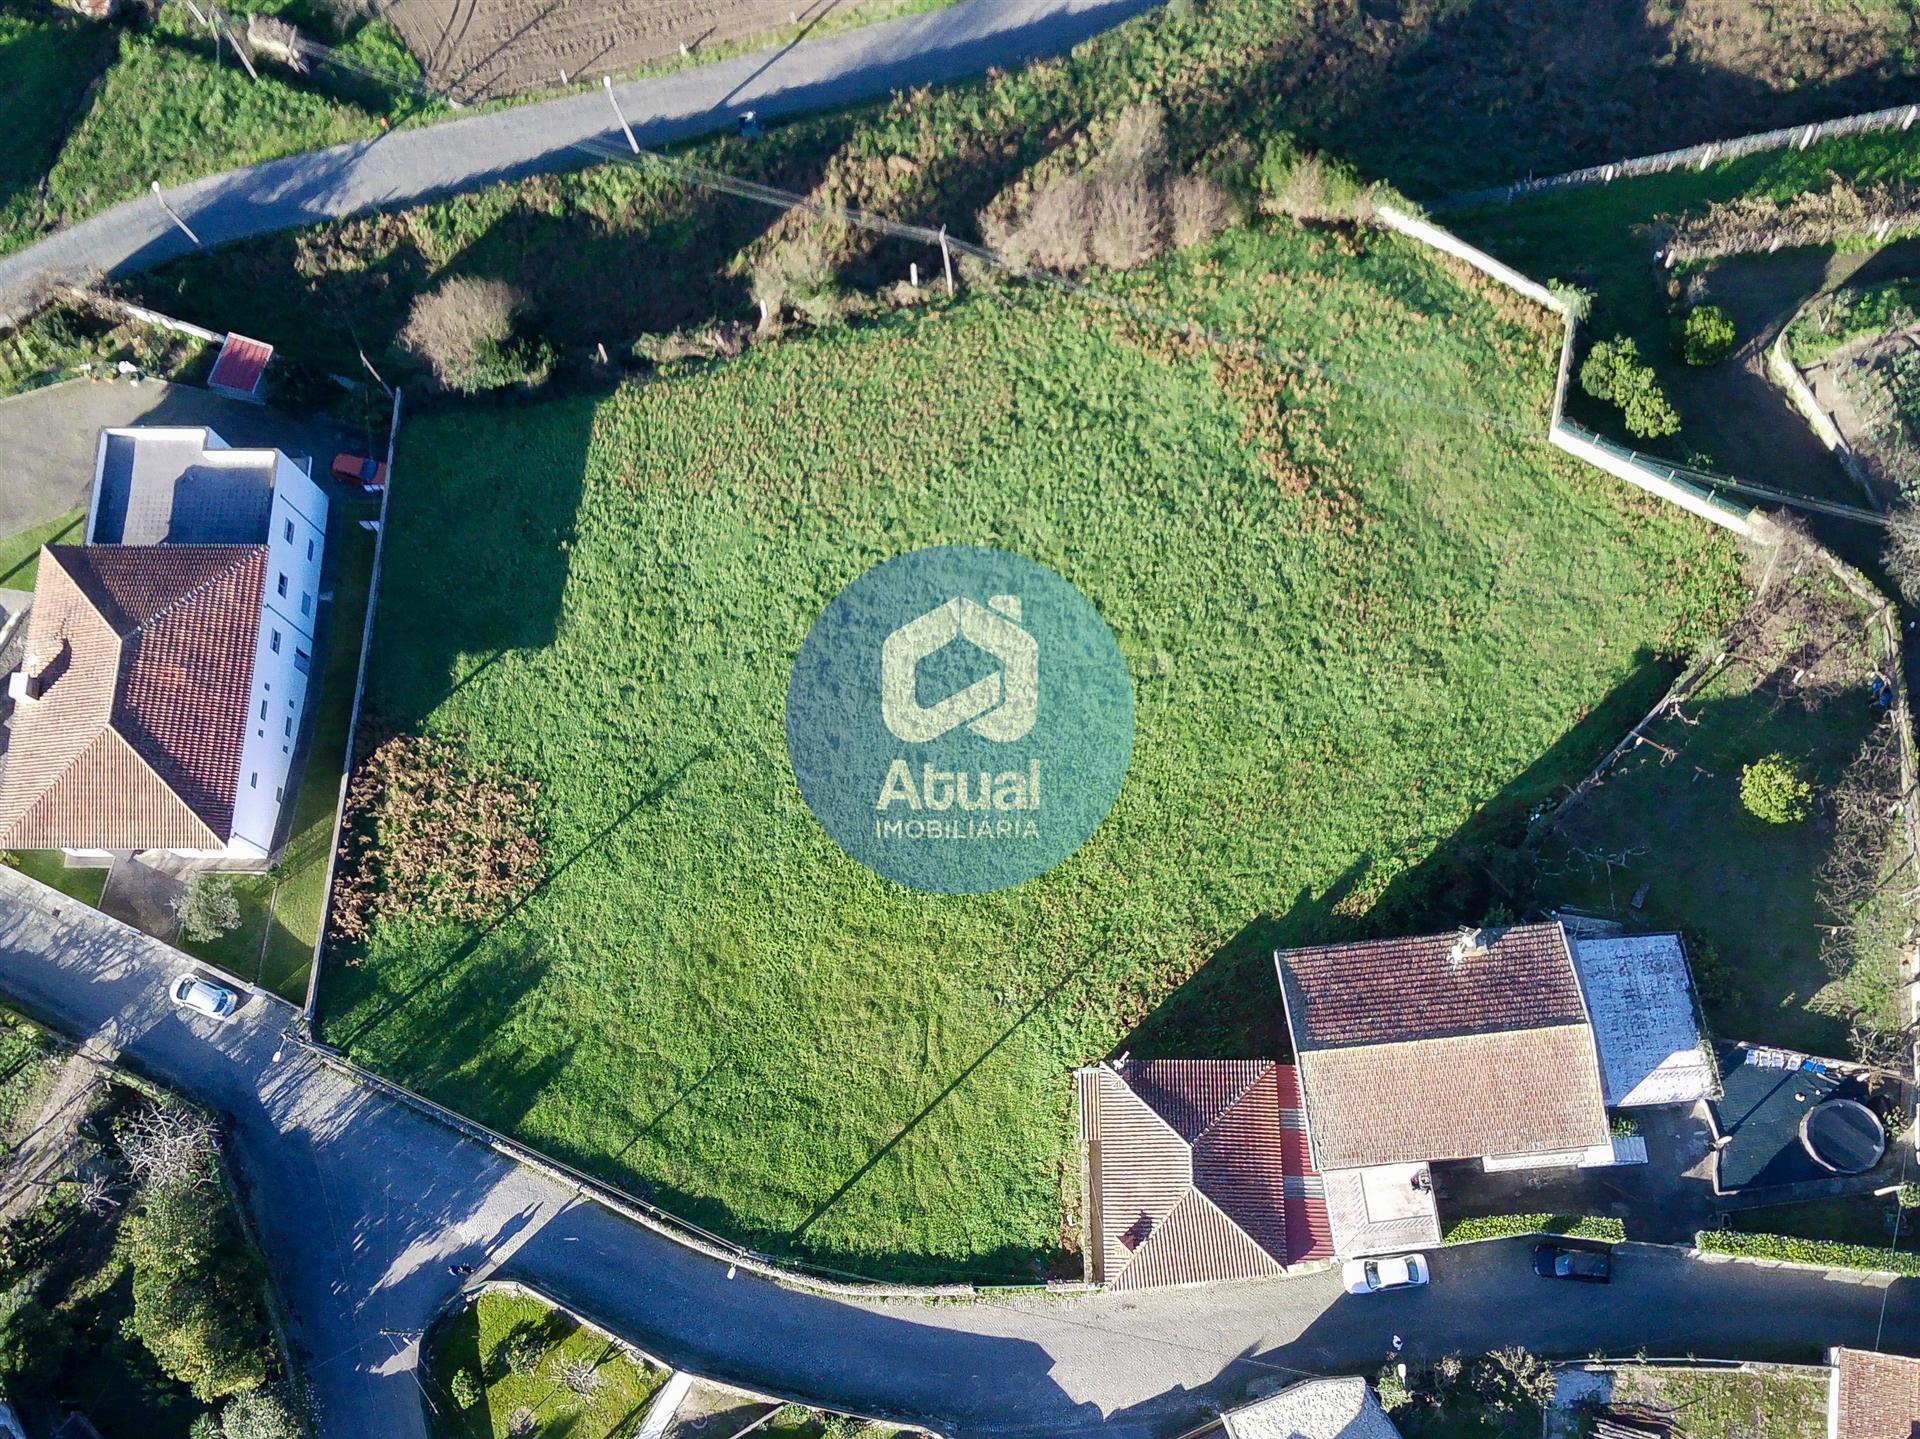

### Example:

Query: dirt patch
xmin=379 ymin=0 xmax=920 ymax=101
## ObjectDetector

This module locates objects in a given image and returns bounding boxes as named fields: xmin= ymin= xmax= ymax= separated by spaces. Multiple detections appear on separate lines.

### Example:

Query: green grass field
xmin=425 ymin=1289 xmax=665 ymax=1439
xmin=1607 ymin=1366 xmax=1828 ymax=1439
xmin=317 ymin=217 xmax=1740 ymax=1280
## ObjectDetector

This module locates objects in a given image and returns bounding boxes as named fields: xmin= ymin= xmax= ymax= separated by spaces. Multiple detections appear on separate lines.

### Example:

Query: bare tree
xmin=117 ymin=1103 xmax=216 ymax=1190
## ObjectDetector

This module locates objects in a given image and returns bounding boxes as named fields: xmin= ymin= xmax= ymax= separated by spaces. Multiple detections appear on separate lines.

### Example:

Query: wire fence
xmin=1449 ymin=100 xmax=1920 ymax=209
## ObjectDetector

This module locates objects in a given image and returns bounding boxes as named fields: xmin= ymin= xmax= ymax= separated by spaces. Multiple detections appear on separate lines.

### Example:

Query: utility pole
xmin=938 ymin=225 xmax=955 ymax=298
xmin=150 ymin=182 xmax=203 ymax=248
xmin=603 ymin=75 xmax=638 ymax=154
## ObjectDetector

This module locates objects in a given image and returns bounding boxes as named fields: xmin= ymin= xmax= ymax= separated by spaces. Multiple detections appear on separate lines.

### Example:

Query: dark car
xmin=1532 ymin=1242 xmax=1612 ymax=1283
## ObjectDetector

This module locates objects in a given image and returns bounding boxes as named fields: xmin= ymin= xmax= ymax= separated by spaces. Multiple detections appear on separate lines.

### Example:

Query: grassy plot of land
xmin=1605 ymin=1365 xmax=1828 ymax=1439
xmin=319 ymin=218 xmax=1739 ymax=1279
xmin=0 ymin=504 xmax=85 ymax=590
xmin=1727 ymin=1193 xmax=1910 ymax=1249
xmin=424 ymin=1289 xmax=666 ymax=1439
xmin=1536 ymin=558 xmax=1896 ymax=1054
xmin=180 ymin=505 xmax=378 ymax=1001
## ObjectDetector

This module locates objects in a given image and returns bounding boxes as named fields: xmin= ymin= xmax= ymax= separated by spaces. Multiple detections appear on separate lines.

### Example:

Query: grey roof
xmin=91 ymin=431 xmax=274 ymax=545
xmin=1222 ymin=1378 xmax=1402 ymax=1439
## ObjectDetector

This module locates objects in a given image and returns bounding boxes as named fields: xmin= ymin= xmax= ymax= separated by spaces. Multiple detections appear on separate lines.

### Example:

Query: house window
xmin=259 ymin=700 xmax=268 ymax=721
xmin=276 ymin=786 xmax=284 ymax=802
xmin=276 ymin=573 xmax=288 ymax=598
xmin=249 ymin=772 xmax=258 ymax=789
xmin=284 ymin=717 xmax=292 ymax=737
xmin=270 ymin=630 xmax=282 ymax=654
xmin=307 ymin=539 xmax=315 ymax=561
xmin=300 ymin=592 xmax=312 ymax=617
xmin=294 ymin=647 xmax=311 ymax=675
xmin=284 ymin=519 xmax=295 ymax=543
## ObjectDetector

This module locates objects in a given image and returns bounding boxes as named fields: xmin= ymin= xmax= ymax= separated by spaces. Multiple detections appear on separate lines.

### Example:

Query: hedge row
xmin=1443 ymin=1214 xmax=1627 ymax=1244
xmin=1695 ymin=1230 xmax=1920 ymax=1275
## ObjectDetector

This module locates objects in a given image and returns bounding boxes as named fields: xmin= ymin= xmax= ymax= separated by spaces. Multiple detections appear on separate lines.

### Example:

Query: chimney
xmin=1447 ymin=926 xmax=1484 ymax=966
xmin=7 ymin=667 xmax=44 ymax=703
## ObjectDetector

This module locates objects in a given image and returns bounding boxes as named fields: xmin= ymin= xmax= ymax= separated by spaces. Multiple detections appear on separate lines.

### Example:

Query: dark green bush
xmin=1579 ymin=335 xmax=1680 ymax=438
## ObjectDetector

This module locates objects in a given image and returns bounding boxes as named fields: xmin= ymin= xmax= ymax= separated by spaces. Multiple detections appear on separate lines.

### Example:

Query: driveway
xmin=0 ymin=0 xmax=1157 ymax=319
xmin=0 ymin=378 xmax=359 ymax=540
xmin=0 ymin=865 xmax=1916 ymax=1438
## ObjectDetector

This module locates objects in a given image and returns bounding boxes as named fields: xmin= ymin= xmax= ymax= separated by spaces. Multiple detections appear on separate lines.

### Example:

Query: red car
xmin=331 ymin=452 xmax=388 ymax=490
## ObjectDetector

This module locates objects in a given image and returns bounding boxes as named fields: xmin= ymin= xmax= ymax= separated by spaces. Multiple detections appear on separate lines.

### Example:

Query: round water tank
xmin=1801 ymin=1099 xmax=1886 ymax=1175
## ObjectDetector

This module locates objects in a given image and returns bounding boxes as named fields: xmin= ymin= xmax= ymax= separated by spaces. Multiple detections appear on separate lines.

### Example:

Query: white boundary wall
xmin=1451 ymin=101 xmax=1920 ymax=208
xmin=1373 ymin=203 xmax=1756 ymax=537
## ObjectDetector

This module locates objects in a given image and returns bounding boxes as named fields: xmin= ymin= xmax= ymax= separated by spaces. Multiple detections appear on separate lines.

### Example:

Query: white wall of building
xmin=229 ymin=459 xmax=326 ymax=858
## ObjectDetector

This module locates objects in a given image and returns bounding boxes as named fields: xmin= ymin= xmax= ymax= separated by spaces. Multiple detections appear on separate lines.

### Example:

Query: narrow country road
xmin=1 ymin=868 xmax=1917 ymax=1437
xmin=0 ymin=0 xmax=1156 ymax=321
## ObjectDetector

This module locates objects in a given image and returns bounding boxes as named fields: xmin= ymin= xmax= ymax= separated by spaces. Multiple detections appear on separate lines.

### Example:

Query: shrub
xmin=1373 ymin=1366 xmax=1411 ymax=1413
xmin=1883 ymin=508 xmax=1920 ymax=609
xmin=1687 ymin=936 xmax=1735 ymax=1007
xmin=1681 ymin=304 xmax=1737 ymax=365
xmin=1741 ymin=753 xmax=1813 ymax=825
xmin=449 ymin=1368 xmax=481 ymax=1407
xmin=1696 ymin=1229 xmax=1920 ymax=1274
xmin=1899 ymin=1181 xmax=1920 ymax=1210
xmin=1443 ymin=1213 xmax=1624 ymax=1243
xmin=501 ymin=1330 xmax=543 ymax=1378
xmin=398 ymin=277 xmax=549 ymax=393
xmin=551 ymin=1353 xmax=604 ymax=1396
xmin=749 ymin=232 xmax=841 ymax=329
xmin=1579 ymin=336 xmax=1680 ymax=439
xmin=1167 ymin=174 xmax=1238 ymax=249
xmin=330 ymin=731 xmax=545 ymax=951
xmin=221 ymin=1387 xmax=301 ymax=1439
xmin=177 ymin=873 xmax=242 ymax=943
xmin=1255 ymin=139 xmax=1371 ymax=222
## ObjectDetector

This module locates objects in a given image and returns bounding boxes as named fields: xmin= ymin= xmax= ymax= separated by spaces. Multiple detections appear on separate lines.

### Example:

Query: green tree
xmin=1681 ymin=304 xmax=1737 ymax=365
xmin=120 ymin=1185 xmax=270 ymax=1401
xmin=221 ymin=1385 xmax=301 ymax=1439
xmin=1741 ymin=753 xmax=1813 ymax=824
xmin=0 ymin=1283 xmax=66 ymax=1391
xmin=177 ymin=873 xmax=242 ymax=943
xmin=1579 ymin=336 xmax=1681 ymax=438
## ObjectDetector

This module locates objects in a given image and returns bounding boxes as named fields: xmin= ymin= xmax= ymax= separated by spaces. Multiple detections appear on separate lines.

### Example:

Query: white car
xmin=169 ymin=974 xmax=239 ymax=1020
xmin=1342 ymin=1253 xmax=1430 ymax=1295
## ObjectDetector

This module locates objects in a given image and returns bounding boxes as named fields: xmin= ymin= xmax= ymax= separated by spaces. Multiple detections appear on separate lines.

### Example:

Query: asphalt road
xmin=0 ymin=0 xmax=1156 ymax=321
xmin=1 ymin=866 xmax=1916 ymax=1436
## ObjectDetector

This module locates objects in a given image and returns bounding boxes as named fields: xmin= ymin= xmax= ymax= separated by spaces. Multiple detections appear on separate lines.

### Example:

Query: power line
xmin=278 ymin=32 xmax=1538 ymax=436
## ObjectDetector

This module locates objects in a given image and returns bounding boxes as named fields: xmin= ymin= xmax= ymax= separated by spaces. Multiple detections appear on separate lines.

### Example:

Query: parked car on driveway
xmin=1532 ymin=1242 xmax=1612 ymax=1283
xmin=1342 ymin=1253 xmax=1429 ymax=1295
xmin=331 ymin=452 xmax=387 ymax=490
xmin=169 ymin=973 xmax=239 ymax=1021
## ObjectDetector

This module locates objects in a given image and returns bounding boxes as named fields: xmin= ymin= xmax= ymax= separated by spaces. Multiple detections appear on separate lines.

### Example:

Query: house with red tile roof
xmin=1828 ymin=1347 xmax=1920 ymax=1439
xmin=1076 ymin=1059 xmax=1333 ymax=1289
xmin=1271 ymin=920 xmax=1700 ymax=1259
xmin=0 ymin=427 xmax=326 ymax=863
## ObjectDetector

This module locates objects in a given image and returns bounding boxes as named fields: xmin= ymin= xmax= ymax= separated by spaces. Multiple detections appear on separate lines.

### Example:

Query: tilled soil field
xmin=381 ymin=0 xmax=909 ymax=100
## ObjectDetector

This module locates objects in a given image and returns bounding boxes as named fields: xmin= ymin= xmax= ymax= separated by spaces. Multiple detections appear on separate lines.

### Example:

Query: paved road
xmin=0 ymin=0 xmax=1155 ymax=321
xmin=1 ymin=868 xmax=1917 ymax=1437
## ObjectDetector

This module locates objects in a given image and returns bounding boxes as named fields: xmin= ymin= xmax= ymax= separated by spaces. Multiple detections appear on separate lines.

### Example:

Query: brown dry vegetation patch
xmin=330 ymin=729 xmax=546 ymax=952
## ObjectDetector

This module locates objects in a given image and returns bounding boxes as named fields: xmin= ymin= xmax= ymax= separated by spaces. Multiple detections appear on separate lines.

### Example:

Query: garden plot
xmin=1536 ymin=542 xmax=1901 ymax=1058
xmin=1790 ymin=277 xmax=1920 ymax=495
xmin=319 ymin=215 xmax=1739 ymax=1281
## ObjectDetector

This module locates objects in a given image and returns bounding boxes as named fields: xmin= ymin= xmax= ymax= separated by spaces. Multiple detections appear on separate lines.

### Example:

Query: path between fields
xmin=0 ymin=0 xmax=1156 ymax=322
xmin=0 ymin=865 xmax=1916 ymax=1438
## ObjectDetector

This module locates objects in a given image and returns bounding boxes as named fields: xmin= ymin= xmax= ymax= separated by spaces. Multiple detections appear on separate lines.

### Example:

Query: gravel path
xmin=0 ymin=0 xmax=1155 ymax=323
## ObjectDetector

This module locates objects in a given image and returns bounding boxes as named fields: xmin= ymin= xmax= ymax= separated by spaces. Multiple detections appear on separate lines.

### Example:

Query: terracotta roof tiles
xmin=0 ymin=545 xmax=264 ymax=850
